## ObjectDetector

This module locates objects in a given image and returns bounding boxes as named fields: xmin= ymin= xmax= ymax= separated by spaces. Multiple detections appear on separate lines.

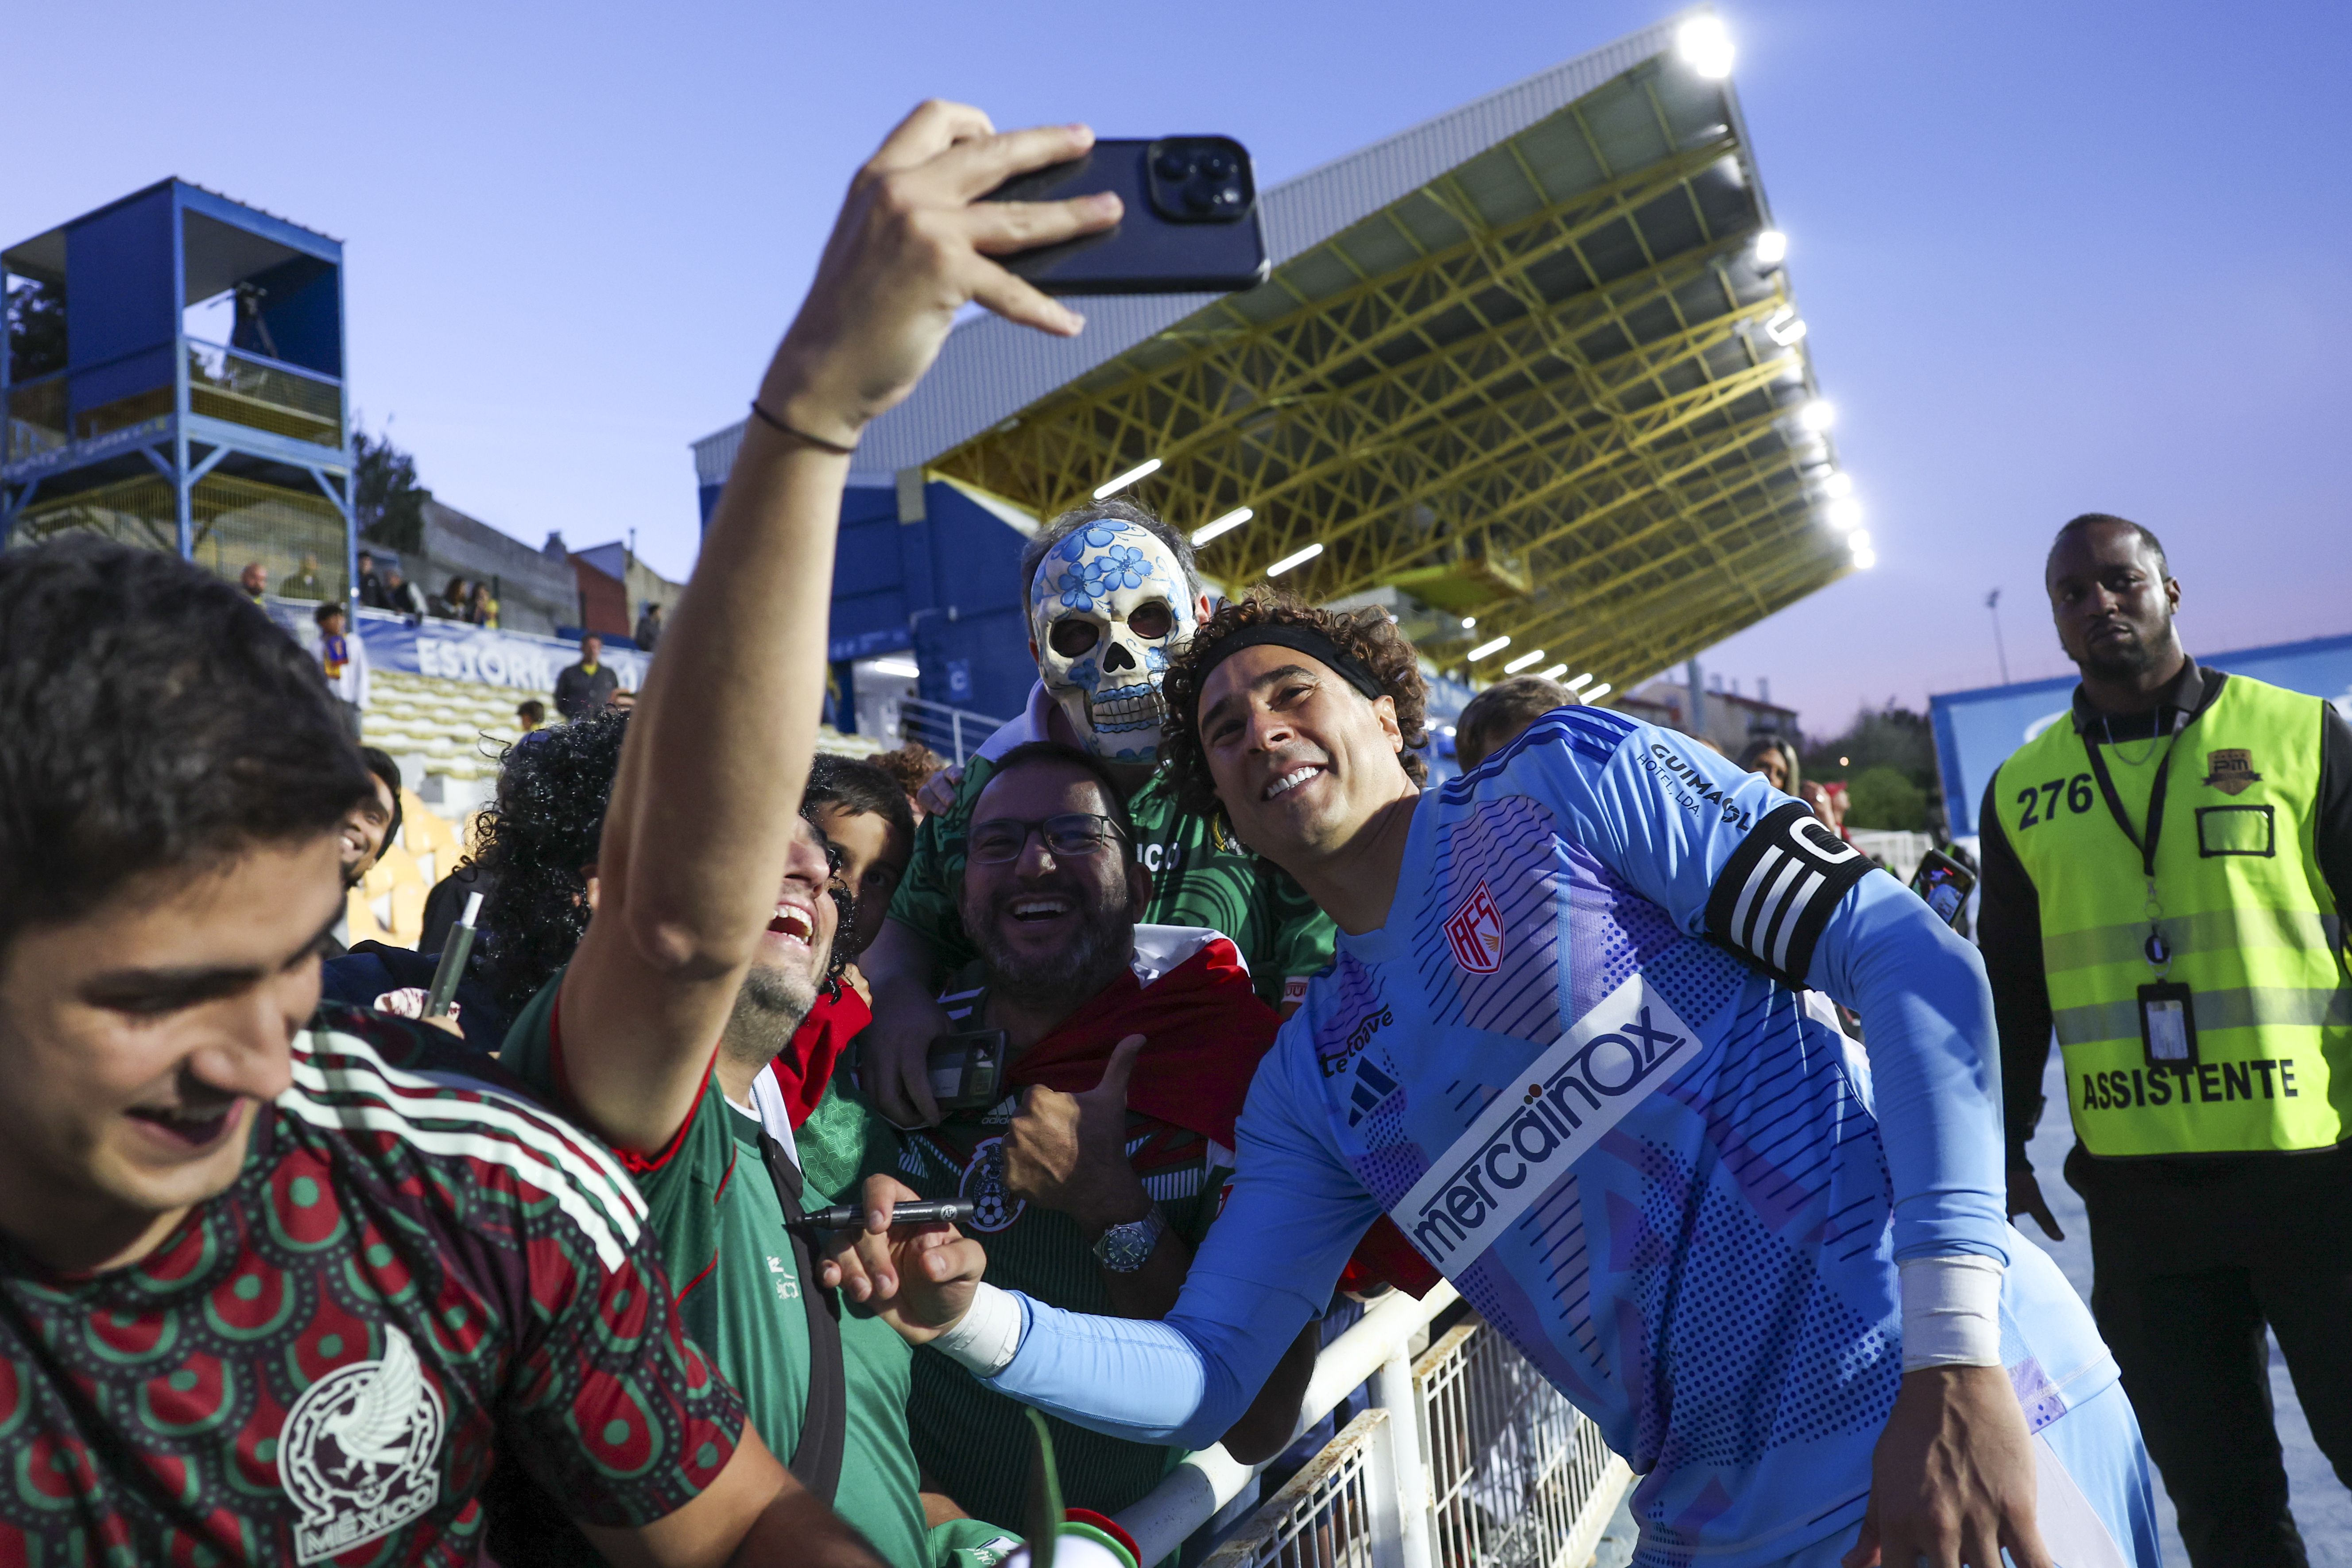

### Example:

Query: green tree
xmin=5 ymin=277 xmax=67 ymax=381
xmin=1843 ymin=765 xmax=1929 ymax=831
xmin=353 ymin=418 xmax=431 ymax=555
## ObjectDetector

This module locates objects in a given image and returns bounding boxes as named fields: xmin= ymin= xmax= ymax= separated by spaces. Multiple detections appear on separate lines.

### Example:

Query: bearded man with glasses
xmin=872 ymin=740 xmax=1317 ymax=1531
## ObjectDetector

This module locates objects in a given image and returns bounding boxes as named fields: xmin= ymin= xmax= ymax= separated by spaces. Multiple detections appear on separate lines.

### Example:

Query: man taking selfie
xmin=0 ymin=543 xmax=875 ymax=1567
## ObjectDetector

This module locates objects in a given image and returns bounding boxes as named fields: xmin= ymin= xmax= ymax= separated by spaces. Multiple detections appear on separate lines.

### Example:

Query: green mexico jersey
xmin=887 ymin=753 xmax=1335 ymax=1006
xmin=504 ymin=979 xmax=1014 ymax=1568
xmin=876 ymin=1098 xmax=1234 ymax=1529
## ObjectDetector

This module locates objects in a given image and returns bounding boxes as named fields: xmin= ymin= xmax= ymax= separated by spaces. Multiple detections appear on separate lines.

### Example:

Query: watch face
xmin=1095 ymin=1213 xmax=1164 ymax=1273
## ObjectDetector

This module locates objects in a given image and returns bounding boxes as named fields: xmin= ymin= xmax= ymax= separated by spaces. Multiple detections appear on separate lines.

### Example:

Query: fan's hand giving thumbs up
xmin=1003 ymin=1033 xmax=1150 ymax=1237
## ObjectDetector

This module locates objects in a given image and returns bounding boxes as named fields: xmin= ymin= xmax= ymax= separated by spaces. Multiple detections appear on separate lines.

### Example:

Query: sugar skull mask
xmin=1028 ymin=520 xmax=1199 ymax=763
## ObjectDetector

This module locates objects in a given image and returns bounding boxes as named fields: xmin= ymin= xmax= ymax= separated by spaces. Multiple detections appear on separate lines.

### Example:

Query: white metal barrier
xmin=1111 ymin=1284 xmax=1633 ymax=1568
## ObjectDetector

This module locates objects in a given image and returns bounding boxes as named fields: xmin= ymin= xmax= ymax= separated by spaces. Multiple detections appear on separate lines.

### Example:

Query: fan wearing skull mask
xmin=859 ymin=498 xmax=1337 ymax=1127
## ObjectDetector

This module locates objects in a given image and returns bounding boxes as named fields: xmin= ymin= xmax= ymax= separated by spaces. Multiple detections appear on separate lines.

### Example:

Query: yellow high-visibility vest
xmin=1992 ymin=672 xmax=2350 ymax=1156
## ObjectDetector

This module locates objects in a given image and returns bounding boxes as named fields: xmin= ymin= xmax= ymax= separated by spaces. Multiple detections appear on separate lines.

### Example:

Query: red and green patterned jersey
xmin=0 ymin=1005 xmax=744 ymax=1567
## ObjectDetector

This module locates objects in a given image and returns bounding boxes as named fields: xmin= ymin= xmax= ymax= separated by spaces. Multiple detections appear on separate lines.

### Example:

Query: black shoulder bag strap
xmin=757 ymin=1130 xmax=847 ymax=1503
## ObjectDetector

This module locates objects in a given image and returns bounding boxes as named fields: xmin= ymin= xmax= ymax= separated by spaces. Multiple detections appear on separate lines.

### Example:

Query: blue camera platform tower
xmin=2 ymin=179 xmax=353 ymax=593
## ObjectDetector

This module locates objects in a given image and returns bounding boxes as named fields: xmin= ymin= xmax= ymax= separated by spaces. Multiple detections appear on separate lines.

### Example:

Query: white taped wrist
xmin=930 ymin=1282 xmax=1023 ymax=1377
xmin=1899 ymin=1255 xmax=2004 ymax=1371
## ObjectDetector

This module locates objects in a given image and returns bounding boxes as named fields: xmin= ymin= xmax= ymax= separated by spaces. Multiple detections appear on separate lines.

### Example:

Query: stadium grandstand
xmin=695 ymin=7 xmax=1861 ymax=748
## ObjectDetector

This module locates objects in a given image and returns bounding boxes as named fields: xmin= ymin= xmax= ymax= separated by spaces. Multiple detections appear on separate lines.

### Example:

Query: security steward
xmin=1982 ymin=512 xmax=2352 ymax=1567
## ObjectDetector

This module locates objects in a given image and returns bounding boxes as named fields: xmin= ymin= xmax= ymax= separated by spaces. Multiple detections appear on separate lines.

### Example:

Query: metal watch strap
xmin=1091 ymin=1208 xmax=1167 ymax=1274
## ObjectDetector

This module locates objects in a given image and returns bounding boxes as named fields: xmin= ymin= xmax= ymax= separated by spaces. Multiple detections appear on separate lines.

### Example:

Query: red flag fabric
xmin=766 ymin=984 xmax=874 ymax=1128
xmin=1004 ymin=927 xmax=1443 ymax=1298
xmin=1004 ymin=928 xmax=1276 ymax=1147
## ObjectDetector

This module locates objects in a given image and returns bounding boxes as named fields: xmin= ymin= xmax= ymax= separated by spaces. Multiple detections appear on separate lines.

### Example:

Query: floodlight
xmin=1753 ymin=230 xmax=1787 ymax=267
xmin=1503 ymin=649 xmax=1547 ymax=674
xmin=1093 ymin=457 xmax=1162 ymax=499
xmin=1467 ymin=635 xmax=1511 ymax=662
xmin=1539 ymin=664 xmax=1568 ymax=680
xmin=1585 ymin=681 xmax=1614 ymax=701
xmin=1265 ymin=542 xmax=1323 ymax=577
xmin=1192 ymin=506 xmax=1252 ymax=545
xmin=1677 ymin=17 xmax=1735 ymax=78
xmin=1826 ymin=497 xmax=1863 ymax=530
xmin=1822 ymin=471 xmax=1854 ymax=499
xmin=1563 ymin=672 xmax=1594 ymax=693
xmin=1797 ymin=400 xmax=1836 ymax=433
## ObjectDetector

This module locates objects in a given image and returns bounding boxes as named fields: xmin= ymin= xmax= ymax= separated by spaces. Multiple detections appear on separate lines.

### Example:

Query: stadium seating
xmin=354 ymin=671 xmax=895 ymax=946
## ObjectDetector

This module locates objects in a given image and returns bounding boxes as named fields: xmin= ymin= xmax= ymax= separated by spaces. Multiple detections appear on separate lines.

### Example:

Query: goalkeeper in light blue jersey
xmin=822 ymin=596 xmax=2160 ymax=1568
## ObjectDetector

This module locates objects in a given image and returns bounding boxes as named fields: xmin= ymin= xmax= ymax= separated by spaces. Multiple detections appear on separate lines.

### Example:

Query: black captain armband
xmin=1703 ymin=801 xmax=1879 ymax=987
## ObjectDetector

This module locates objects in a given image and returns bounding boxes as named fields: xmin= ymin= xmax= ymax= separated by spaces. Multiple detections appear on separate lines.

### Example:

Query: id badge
xmin=2137 ymin=981 xmax=2198 ymax=1069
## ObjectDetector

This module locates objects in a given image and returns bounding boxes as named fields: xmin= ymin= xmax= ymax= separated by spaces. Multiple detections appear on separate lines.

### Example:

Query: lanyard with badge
xmin=2081 ymin=708 xmax=2201 ymax=1072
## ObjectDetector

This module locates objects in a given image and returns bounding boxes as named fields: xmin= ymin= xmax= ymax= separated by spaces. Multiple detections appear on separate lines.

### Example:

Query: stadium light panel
xmin=1822 ymin=471 xmax=1854 ymax=499
xmin=871 ymin=657 xmax=921 ymax=679
xmin=1585 ymin=681 xmax=1614 ymax=701
xmin=1753 ymin=230 xmax=1788 ymax=267
xmin=1766 ymin=311 xmax=1809 ymax=347
xmin=1461 ymin=616 xmax=1476 ymax=630
xmin=1539 ymin=663 xmax=1569 ymax=680
xmin=1467 ymin=635 xmax=1511 ymax=662
xmin=1191 ymin=506 xmax=1252 ymax=545
xmin=1093 ymin=457 xmax=1162 ymax=499
xmin=1677 ymin=17 xmax=1735 ymax=78
xmin=1563 ymin=672 xmax=1594 ymax=693
xmin=1827 ymin=497 xmax=1863 ymax=530
xmin=1848 ymin=530 xmax=1874 ymax=554
xmin=1503 ymin=649 xmax=1547 ymax=674
xmin=1797 ymin=400 xmax=1836 ymax=433
xmin=1265 ymin=542 xmax=1323 ymax=577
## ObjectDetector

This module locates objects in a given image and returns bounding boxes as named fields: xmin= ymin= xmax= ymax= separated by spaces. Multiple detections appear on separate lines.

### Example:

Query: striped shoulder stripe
xmin=1701 ymin=799 xmax=1877 ymax=987
xmin=1443 ymin=704 xmax=1635 ymax=800
xmin=283 ymin=1028 xmax=647 ymax=1270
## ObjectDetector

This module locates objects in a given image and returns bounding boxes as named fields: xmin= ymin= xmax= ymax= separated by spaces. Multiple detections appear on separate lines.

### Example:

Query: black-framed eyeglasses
xmin=968 ymin=813 xmax=1129 ymax=864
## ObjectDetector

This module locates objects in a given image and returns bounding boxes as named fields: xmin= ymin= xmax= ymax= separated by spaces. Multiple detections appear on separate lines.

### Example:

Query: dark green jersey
xmin=885 ymin=749 xmax=1335 ymax=1007
xmin=877 ymin=1097 xmax=1234 ymax=1529
xmin=504 ymin=979 xmax=1018 ymax=1568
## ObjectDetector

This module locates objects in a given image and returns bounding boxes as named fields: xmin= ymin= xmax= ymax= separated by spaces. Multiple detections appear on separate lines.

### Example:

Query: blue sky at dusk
xmin=11 ymin=1 xmax=2346 ymax=733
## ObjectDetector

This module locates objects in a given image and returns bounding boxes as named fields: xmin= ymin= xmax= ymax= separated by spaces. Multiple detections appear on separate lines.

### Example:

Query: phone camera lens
xmin=1212 ymin=184 xmax=1243 ymax=210
xmin=1201 ymin=153 xmax=1234 ymax=179
xmin=1155 ymin=152 xmax=1195 ymax=181
xmin=1183 ymin=182 xmax=1218 ymax=214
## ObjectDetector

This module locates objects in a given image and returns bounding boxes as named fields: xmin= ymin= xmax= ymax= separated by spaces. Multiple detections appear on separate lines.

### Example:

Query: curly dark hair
xmin=0 ymin=538 xmax=371 ymax=959
xmin=471 ymin=713 xmax=856 ymax=1014
xmin=470 ymin=712 xmax=632 ymax=1015
xmin=1157 ymin=588 xmax=1430 ymax=822
xmin=868 ymin=740 xmax=944 ymax=810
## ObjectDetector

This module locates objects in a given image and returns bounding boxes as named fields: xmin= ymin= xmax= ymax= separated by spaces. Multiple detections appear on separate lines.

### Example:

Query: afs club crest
xmin=1444 ymin=881 xmax=1506 ymax=974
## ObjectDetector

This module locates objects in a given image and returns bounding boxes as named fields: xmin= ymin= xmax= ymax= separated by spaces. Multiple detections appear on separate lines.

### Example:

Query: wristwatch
xmin=1092 ymin=1209 xmax=1168 ymax=1274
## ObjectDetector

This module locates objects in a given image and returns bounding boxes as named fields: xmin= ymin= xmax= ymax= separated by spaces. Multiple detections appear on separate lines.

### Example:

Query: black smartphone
xmin=1910 ymin=849 xmax=1978 ymax=928
xmin=982 ymin=136 xmax=1270 ymax=295
xmin=926 ymin=1027 xmax=1010 ymax=1114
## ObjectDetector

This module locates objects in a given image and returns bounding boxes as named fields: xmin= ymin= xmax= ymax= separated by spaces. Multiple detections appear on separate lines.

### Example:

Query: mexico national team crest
xmin=959 ymin=1136 xmax=1027 ymax=1233
xmin=1444 ymin=881 xmax=1506 ymax=974
xmin=281 ymin=1324 xmax=446 ymax=1562
xmin=2203 ymin=749 xmax=2262 ymax=796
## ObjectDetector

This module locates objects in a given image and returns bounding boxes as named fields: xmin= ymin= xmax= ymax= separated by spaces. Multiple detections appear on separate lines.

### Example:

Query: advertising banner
xmin=1931 ymin=632 xmax=2352 ymax=837
xmin=265 ymin=601 xmax=648 ymax=695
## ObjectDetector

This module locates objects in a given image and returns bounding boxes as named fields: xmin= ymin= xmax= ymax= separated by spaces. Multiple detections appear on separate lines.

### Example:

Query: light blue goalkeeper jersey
xmin=985 ymin=706 xmax=2120 ymax=1567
